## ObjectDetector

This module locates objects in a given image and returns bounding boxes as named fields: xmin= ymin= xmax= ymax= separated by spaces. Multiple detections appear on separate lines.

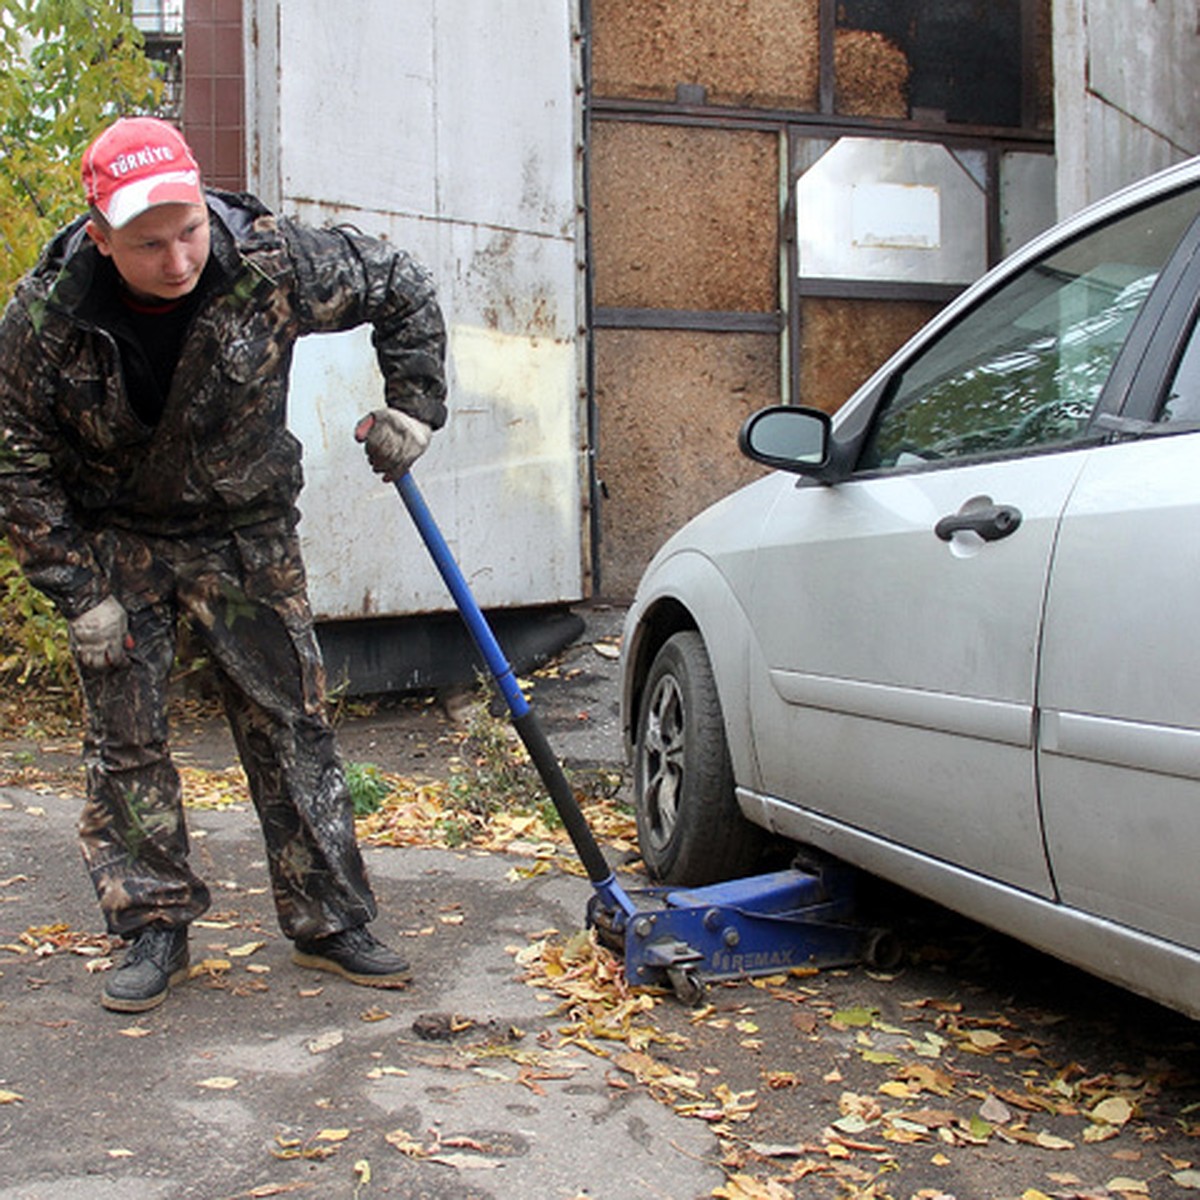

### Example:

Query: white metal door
xmin=247 ymin=0 xmax=585 ymax=620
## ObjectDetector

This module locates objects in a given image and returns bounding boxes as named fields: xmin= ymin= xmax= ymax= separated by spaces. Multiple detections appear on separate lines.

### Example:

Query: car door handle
xmin=935 ymin=503 xmax=1023 ymax=542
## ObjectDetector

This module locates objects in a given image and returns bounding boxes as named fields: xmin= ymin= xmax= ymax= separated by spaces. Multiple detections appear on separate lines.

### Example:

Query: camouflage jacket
xmin=0 ymin=190 xmax=447 ymax=619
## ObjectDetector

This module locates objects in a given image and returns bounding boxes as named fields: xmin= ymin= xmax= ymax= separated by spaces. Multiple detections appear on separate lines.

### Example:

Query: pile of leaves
xmin=350 ymin=683 xmax=635 ymax=856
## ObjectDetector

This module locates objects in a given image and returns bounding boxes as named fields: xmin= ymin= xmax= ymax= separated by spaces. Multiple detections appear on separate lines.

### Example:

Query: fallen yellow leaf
xmin=307 ymin=1030 xmax=344 ymax=1054
xmin=1090 ymin=1095 xmax=1134 ymax=1126
xmin=713 ymin=1172 xmax=796 ymax=1199
xmin=831 ymin=1005 xmax=878 ymax=1028
xmin=1036 ymin=1130 xmax=1075 ymax=1150
xmin=385 ymin=1127 xmax=426 ymax=1157
xmin=191 ymin=957 xmax=232 ymax=974
xmin=965 ymin=1029 xmax=1006 ymax=1051
xmin=365 ymin=1066 xmax=408 ymax=1079
xmin=227 ymin=940 xmax=266 ymax=958
xmin=354 ymin=1159 xmax=371 ymax=1188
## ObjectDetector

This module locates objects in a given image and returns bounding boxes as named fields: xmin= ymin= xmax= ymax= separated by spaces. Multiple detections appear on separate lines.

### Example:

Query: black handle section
xmin=935 ymin=504 xmax=1023 ymax=542
xmin=512 ymin=710 xmax=613 ymax=884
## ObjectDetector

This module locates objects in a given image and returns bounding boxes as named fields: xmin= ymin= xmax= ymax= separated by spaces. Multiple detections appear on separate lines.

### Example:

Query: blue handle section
xmin=394 ymin=473 xmax=529 ymax=718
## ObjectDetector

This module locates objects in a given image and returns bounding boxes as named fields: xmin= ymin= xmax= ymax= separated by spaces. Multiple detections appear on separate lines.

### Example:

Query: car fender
xmin=621 ymin=546 xmax=760 ymax=791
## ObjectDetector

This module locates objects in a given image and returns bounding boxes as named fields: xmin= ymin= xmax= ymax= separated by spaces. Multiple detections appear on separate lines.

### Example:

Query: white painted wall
xmin=245 ymin=0 xmax=585 ymax=620
xmin=1054 ymin=0 xmax=1200 ymax=216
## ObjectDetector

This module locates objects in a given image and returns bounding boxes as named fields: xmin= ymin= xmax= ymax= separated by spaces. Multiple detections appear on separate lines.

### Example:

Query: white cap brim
xmin=104 ymin=169 xmax=204 ymax=228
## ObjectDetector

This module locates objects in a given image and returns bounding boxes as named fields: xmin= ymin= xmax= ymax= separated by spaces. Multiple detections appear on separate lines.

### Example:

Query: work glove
xmin=68 ymin=595 xmax=129 ymax=670
xmin=354 ymin=409 xmax=432 ymax=483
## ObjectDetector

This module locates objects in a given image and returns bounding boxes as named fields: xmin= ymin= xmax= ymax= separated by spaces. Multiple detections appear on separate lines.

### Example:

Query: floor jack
xmin=397 ymin=473 xmax=896 ymax=1004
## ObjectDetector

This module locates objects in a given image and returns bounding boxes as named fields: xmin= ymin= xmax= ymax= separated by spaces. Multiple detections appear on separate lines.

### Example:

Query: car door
xmin=1038 ymin=243 xmax=1200 ymax=951
xmin=746 ymin=183 xmax=1200 ymax=897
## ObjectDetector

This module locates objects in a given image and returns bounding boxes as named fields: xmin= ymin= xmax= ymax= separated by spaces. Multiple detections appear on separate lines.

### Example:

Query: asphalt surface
xmin=1 ymin=603 xmax=676 ymax=1200
xmin=5 ymin=603 xmax=1200 ymax=1200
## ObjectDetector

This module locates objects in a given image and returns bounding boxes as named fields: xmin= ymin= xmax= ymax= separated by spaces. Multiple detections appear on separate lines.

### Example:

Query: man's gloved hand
xmin=354 ymin=409 xmax=432 ymax=483
xmin=68 ymin=595 xmax=129 ymax=670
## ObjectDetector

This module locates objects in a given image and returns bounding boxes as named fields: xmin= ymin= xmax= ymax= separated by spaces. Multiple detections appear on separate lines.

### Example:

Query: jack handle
xmin=394 ymin=473 xmax=636 ymax=921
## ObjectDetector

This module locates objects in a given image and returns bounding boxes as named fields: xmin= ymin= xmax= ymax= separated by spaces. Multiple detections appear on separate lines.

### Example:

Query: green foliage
xmin=0 ymin=2 xmax=164 ymax=696
xmin=435 ymin=812 xmax=473 ymax=849
xmin=0 ymin=540 xmax=73 ymax=688
xmin=345 ymin=761 xmax=392 ymax=817
xmin=0 ymin=0 xmax=165 ymax=301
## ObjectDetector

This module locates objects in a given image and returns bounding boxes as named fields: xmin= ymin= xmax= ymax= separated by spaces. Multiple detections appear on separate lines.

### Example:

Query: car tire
xmin=634 ymin=630 xmax=767 ymax=885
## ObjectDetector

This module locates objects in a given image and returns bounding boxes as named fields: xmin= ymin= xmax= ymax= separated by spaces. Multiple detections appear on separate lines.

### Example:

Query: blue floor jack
xmin=397 ymin=473 xmax=894 ymax=1004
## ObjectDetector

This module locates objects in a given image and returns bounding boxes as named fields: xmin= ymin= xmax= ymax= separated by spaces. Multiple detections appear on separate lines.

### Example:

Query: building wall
xmin=589 ymin=118 xmax=782 ymax=580
xmin=589 ymin=0 xmax=1054 ymax=597
xmin=1054 ymin=0 xmax=1200 ymax=215
xmin=181 ymin=1 xmax=1197 ymax=618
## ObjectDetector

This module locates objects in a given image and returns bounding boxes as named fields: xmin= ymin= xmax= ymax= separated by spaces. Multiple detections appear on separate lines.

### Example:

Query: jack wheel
xmin=667 ymin=966 xmax=707 ymax=1007
xmin=863 ymin=928 xmax=903 ymax=971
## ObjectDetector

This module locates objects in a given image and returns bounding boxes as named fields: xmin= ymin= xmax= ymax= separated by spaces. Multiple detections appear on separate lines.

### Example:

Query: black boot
xmin=102 ymin=925 xmax=190 ymax=1013
xmin=292 ymin=925 xmax=412 ymax=987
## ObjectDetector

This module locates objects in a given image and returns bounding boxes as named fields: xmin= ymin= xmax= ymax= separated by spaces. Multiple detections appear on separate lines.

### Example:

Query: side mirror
xmin=739 ymin=405 xmax=831 ymax=472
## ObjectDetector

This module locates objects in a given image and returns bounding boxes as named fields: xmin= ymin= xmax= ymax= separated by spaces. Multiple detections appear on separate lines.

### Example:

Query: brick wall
xmin=182 ymin=0 xmax=245 ymax=191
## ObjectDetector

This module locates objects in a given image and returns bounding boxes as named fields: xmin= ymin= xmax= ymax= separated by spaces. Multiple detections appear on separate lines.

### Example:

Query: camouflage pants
xmin=76 ymin=519 xmax=377 ymax=941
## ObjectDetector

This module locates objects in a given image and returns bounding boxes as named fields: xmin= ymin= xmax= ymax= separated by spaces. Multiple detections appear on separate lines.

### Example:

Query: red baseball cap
xmin=82 ymin=117 xmax=204 ymax=229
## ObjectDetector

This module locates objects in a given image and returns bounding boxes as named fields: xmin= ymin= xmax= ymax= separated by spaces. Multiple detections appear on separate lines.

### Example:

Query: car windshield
xmin=859 ymin=185 xmax=1200 ymax=470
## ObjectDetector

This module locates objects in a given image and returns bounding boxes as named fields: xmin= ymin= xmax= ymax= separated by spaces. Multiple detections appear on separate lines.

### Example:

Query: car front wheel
xmin=634 ymin=630 xmax=768 ymax=884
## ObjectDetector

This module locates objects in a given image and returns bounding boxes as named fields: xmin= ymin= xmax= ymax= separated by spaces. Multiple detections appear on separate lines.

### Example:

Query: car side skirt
xmin=739 ymin=788 xmax=1200 ymax=1021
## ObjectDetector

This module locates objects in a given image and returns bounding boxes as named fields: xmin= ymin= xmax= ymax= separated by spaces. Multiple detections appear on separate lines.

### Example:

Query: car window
xmin=1157 ymin=313 xmax=1200 ymax=425
xmin=859 ymin=187 xmax=1200 ymax=471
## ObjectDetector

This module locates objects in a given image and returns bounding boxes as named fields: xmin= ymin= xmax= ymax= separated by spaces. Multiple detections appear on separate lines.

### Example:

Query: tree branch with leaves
xmin=0 ymin=0 xmax=165 ymax=695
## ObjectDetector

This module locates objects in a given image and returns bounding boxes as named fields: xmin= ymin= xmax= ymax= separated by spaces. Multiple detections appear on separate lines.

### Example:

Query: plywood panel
xmin=591 ymin=123 xmax=779 ymax=311
xmin=591 ymin=0 xmax=819 ymax=110
xmin=595 ymin=328 xmax=779 ymax=597
xmin=798 ymin=297 xmax=941 ymax=412
xmin=834 ymin=29 xmax=909 ymax=118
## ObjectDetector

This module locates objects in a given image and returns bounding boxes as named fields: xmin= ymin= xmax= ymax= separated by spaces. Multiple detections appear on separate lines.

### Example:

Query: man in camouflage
xmin=0 ymin=116 xmax=447 ymax=1012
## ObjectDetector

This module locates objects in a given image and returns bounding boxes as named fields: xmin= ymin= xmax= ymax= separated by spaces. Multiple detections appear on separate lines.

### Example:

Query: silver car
xmin=620 ymin=155 xmax=1200 ymax=1019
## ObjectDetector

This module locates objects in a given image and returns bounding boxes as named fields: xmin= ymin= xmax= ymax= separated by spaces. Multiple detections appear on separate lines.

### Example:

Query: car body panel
xmin=1039 ymin=434 xmax=1200 ymax=950
xmin=742 ymin=454 xmax=1095 ymax=895
xmin=620 ymin=476 xmax=782 ymax=788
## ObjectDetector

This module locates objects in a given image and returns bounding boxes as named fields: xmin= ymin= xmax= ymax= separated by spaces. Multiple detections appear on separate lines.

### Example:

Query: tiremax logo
xmin=713 ymin=947 xmax=799 ymax=974
xmin=110 ymin=145 xmax=177 ymax=177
